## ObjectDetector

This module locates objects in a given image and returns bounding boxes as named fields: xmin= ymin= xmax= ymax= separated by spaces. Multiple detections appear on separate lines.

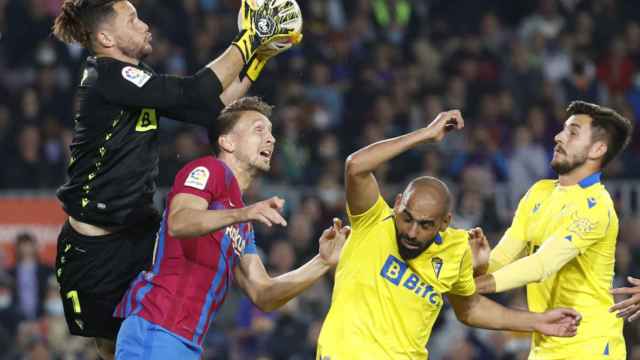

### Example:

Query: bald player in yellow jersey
xmin=316 ymin=110 xmax=582 ymax=360
xmin=473 ymin=101 xmax=634 ymax=359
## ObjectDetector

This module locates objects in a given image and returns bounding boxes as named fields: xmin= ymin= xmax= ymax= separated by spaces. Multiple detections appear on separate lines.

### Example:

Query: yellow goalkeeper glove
xmin=232 ymin=0 xmax=303 ymax=64
xmin=242 ymin=31 xmax=302 ymax=82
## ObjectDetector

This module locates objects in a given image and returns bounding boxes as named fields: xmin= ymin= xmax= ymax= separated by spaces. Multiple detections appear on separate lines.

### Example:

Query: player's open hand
xmin=318 ymin=218 xmax=351 ymax=268
xmin=610 ymin=276 xmax=640 ymax=321
xmin=534 ymin=308 xmax=581 ymax=337
xmin=422 ymin=109 xmax=464 ymax=142
xmin=468 ymin=227 xmax=491 ymax=276
xmin=244 ymin=196 xmax=287 ymax=227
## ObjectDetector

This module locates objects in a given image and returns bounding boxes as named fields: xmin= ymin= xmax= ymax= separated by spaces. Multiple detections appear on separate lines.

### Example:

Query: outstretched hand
xmin=610 ymin=276 xmax=640 ymax=321
xmin=244 ymin=196 xmax=287 ymax=227
xmin=318 ymin=218 xmax=351 ymax=267
xmin=534 ymin=308 xmax=581 ymax=337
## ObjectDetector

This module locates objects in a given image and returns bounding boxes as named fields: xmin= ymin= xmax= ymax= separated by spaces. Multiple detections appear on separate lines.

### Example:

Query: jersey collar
xmin=578 ymin=172 xmax=602 ymax=188
xmin=434 ymin=233 xmax=443 ymax=245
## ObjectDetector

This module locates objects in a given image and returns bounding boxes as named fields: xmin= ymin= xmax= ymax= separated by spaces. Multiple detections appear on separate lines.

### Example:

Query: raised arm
xmin=345 ymin=110 xmax=464 ymax=215
xmin=234 ymin=219 xmax=351 ymax=311
xmin=168 ymin=193 xmax=287 ymax=239
xmin=104 ymin=0 xmax=300 ymax=124
xmin=448 ymin=292 xmax=580 ymax=336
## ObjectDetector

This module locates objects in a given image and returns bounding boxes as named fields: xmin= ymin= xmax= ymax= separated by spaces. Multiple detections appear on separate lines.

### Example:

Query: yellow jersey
xmin=505 ymin=173 xmax=624 ymax=359
xmin=317 ymin=195 xmax=476 ymax=359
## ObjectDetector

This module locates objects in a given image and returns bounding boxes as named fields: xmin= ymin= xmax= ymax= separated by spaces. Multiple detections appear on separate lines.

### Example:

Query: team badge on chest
xmin=432 ymin=257 xmax=443 ymax=279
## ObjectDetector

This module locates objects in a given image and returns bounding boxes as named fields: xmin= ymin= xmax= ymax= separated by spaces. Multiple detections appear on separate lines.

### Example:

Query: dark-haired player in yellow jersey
xmin=316 ymin=110 xmax=582 ymax=359
xmin=473 ymin=101 xmax=634 ymax=359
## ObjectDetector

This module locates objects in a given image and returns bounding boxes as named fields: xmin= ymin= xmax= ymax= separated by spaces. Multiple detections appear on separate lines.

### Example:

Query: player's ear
xmin=439 ymin=212 xmax=451 ymax=232
xmin=218 ymin=134 xmax=235 ymax=153
xmin=393 ymin=194 xmax=403 ymax=212
xmin=95 ymin=29 xmax=115 ymax=49
xmin=588 ymin=140 xmax=607 ymax=161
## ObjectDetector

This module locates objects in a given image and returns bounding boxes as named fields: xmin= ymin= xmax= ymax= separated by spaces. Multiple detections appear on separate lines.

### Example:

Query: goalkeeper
xmin=51 ymin=0 xmax=301 ymax=359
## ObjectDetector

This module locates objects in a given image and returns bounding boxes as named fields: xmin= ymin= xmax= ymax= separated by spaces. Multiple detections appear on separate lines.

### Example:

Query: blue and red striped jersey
xmin=114 ymin=155 xmax=256 ymax=345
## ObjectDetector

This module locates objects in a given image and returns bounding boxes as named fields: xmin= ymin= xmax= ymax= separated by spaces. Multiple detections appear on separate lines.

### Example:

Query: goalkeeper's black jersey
xmin=57 ymin=56 xmax=223 ymax=227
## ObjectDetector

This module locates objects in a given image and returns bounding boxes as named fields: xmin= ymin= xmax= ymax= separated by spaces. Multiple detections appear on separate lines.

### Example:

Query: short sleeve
xmin=346 ymin=195 xmax=392 ymax=231
xmin=449 ymin=245 xmax=476 ymax=296
xmin=244 ymin=226 xmax=257 ymax=255
xmin=172 ymin=161 xmax=221 ymax=203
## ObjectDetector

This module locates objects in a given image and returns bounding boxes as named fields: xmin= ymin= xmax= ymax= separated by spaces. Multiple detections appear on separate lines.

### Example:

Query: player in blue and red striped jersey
xmin=113 ymin=96 xmax=350 ymax=360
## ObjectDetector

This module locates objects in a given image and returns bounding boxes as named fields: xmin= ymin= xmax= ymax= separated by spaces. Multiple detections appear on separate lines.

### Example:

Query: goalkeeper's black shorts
xmin=54 ymin=212 xmax=160 ymax=339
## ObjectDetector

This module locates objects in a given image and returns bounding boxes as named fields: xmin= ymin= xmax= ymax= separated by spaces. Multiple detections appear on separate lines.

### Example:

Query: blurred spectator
xmin=8 ymin=233 xmax=53 ymax=320
xmin=449 ymin=128 xmax=509 ymax=183
xmin=0 ymin=272 xmax=22 ymax=351
xmin=597 ymin=37 xmax=635 ymax=97
xmin=286 ymin=214 xmax=316 ymax=265
xmin=508 ymin=125 xmax=549 ymax=205
xmin=305 ymin=61 xmax=343 ymax=129
xmin=3 ymin=125 xmax=51 ymax=189
xmin=232 ymin=296 xmax=277 ymax=359
xmin=501 ymin=42 xmax=544 ymax=112
xmin=2 ymin=0 xmax=640 ymax=358
xmin=560 ymin=58 xmax=606 ymax=105
xmin=519 ymin=0 xmax=564 ymax=42
xmin=158 ymin=127 xmax=206 ymax=187
xmin=371 ymin=0 xmax=413 ymax=45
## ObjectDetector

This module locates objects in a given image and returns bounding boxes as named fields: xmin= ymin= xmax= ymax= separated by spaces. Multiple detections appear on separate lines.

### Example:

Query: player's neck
xmin=558 ymin=164 xmax=601 ymax=187
xmin=218 ymin=155 xmax=255 ymax=191
xmin=95 ymin=49 xmax=139 ymax=66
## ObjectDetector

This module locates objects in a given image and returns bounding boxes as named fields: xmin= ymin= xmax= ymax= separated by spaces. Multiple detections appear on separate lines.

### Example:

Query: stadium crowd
xmin=1 ymin=0 xmax=640 ymax=358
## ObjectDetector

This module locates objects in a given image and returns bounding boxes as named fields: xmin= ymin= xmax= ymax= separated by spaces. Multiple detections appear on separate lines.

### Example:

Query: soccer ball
xmin=238 ymin=0 xmax=303 ymax=55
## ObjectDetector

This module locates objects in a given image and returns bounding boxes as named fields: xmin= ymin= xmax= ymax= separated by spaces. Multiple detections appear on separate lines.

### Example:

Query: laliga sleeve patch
xmin=184 ymin=166 xmax=210 ymax=190
xmin=121 ymin=66 xmax=152 ymax=88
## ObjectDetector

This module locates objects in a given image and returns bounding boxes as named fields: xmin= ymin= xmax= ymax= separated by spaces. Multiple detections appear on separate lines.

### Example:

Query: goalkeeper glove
xmin=242 ymin=31 xmax=302 ymax=82
xmin=232 ymin=0 xmax=303 ymax=64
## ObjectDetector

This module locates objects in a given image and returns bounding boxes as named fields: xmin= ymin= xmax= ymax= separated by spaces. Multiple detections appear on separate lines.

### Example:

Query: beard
xmin=550 ymin=151 xmax=588 ymax=175
xmin=396 ymin=231 xmax=430 ymax=261
xmin=119 ymin=39 xmax=152 ymax=60
xmin=251 ymin=157 xmax=271 ymax=172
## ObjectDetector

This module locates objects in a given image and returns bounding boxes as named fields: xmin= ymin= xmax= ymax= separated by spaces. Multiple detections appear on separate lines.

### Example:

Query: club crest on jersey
xmin=121 ymin=66 xmax=151 ymax=88
xmin=184 ymin=166 xmax=209 ymax=190
xmin=587 ymin=197 xmax=597 ymax=208
xmin=432 ymin=257 xmax=443 ymax=278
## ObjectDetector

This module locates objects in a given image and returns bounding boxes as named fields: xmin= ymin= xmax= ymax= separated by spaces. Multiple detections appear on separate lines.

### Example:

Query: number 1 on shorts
xmin=66 ymin=290 xmax=82 ymax=314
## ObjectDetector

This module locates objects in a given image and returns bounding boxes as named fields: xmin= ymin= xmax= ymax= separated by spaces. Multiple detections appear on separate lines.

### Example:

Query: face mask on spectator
xmin=45 ymin=299 xmax=64 ymax=316
xmin=0 ymin=294 xmax=11 ymax=309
